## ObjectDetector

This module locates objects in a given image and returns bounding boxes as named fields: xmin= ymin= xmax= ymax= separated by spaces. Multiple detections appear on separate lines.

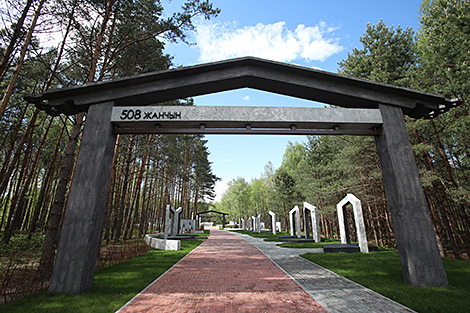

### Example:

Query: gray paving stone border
xmin=233 ymin=231 xmax=416 ymax=313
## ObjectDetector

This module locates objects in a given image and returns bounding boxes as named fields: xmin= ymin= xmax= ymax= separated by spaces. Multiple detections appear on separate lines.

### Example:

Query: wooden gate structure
xmin=26 ymin=57 xmax=458 ymax=295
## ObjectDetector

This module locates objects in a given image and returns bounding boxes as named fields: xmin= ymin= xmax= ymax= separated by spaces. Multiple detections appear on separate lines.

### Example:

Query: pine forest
xmin=0 ymin=0 xmax=469 ymax=305
xmin=0 ymin=0 xmax=220 ymax=303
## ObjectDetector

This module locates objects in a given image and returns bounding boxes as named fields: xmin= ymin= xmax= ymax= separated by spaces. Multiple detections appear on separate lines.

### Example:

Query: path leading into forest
xmin=117 ymin=228 xmax=414 ymax=313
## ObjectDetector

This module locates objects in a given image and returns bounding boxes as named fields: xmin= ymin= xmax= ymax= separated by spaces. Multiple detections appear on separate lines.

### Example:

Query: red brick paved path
xmin=118 ymin=229 xmax=327 ymax=312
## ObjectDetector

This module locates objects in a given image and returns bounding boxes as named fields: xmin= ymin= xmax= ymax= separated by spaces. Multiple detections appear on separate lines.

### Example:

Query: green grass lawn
xmin=229 ymin=230 xmax=290 ymax=241
xmin=276 ymin=238 xmax=341 ymax=248
xmin=0 ymin=239 xmax=203 ymax=313
xmin=302 ymin=250 xmax=470 ymax=313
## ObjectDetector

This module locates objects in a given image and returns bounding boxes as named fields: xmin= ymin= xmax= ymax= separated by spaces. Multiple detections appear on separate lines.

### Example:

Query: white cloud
xmin=243 ymin=96 xmax=250 ymax=101
xmin=195 ymin=20 xmax=343 ymax=63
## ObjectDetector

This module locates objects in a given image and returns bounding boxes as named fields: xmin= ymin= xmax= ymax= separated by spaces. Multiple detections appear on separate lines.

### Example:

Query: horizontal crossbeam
xmin=111 ymin=106 xmax=382 ymax=136
xmin=113 ymin=127 xmax=380 ymax=136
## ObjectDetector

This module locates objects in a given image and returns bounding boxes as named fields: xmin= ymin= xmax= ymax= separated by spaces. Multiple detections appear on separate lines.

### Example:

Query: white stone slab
xmin=337 ymin=194 xmax=369 ymax=253
xmin=145 ymin=235 xmax=181 ymax=251
xmin=289 ymin=206 xmax=301 ymax=238
xmin=304 ymin=202 xmax=321 ymax=243
xmin=269 ymin=210 xmax=277 ymax=235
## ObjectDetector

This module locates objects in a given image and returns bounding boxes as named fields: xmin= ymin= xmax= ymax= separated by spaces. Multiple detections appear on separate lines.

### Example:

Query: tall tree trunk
xmin=0 ymin=109 xmax=40 ymax=198
xmin=38 ymin=112 xmax=85 ymax=277
xmin=122 ymin=159 xmax=137 ymax=241
xmin=0 ymin=105 xmax=28 ymax=183
xmin=38 ymin=155 xmax=62 ymax=230
xmin=29 ymin=118 xmax=66 ymax=235
xmin=86 ymin=0 xmax=116 ymax=82
xmin=431 ymin=120 xmax=458 ymax=188
xmin=114 ymin=136 xmax=134 ymax=241
xmin=5 ymin=117 xmax=53 ymax=239
xmin=21 ymin=166 xmax=41 ymax=231
xmin=0 ymin=0 xmax=46 ymax=120
xmin=139 ymin=168 xmax=150 ymax=236
xmin=104 ymin=134 xmax=122 ymax=243
xmin=2 ymin=110 xmax=38 ymax=243
xmin=0 ymin=0 xmax=34 ymax=80
xmin=123 ymin=135 xmax=151 ymax=239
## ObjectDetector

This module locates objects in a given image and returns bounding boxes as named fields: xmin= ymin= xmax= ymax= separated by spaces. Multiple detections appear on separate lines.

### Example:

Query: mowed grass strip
xmin=231 ymin=230 xmax=337 ymax=245
xmin=276 ymin=238 xmax=342 ymax=248
xmin=0 ymin=239 xmax=204 ymax=313
xmin=302 ymin=251 xmax=470 ymax=313
xmin=229 ymin=230 xmax=290 ymax=241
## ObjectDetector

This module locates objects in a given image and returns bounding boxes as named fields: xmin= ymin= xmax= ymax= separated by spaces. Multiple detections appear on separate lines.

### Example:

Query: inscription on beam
xmin=119 ymin=109 xmax=182 ymax=121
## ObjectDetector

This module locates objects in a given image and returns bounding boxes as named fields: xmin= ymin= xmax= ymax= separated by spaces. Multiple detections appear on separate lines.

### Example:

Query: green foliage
xmin=417 ymin=0 xmax=470 ymax=99
xmin=273 ymin=167 xmax=296 ymax=206
xmin=0 ymin=239 xmax=203 ymax=313
xmin=302 ymin=252 xmax=470 ymax=313
xmin=218 ymin=144 xmax=306 ymax=227
xmin=338 ymin=19 xmax=417 ymax=85
xmin=192 ymin=137 xmax=219 ymax=202
xmin=414 ymin=0 xmax=470 ymax=195
xmin=219 ymin=177 xmax=252 ymax=218
xmin=280 ymin=141 xmax=307 ymax=176
xmin=0 ymin=233 xmax=44 ymax=256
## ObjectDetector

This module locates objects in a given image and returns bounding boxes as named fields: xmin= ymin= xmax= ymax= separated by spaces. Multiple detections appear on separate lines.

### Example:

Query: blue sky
xmin=163 ymin=0 xmax=425 ymax=201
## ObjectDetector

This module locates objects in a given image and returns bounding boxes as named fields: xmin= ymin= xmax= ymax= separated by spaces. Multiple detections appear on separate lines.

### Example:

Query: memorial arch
xmin=196 ymin=210 xmax=229 ymax=228
xmin=26 ymin=57 xmax=458 ymax=295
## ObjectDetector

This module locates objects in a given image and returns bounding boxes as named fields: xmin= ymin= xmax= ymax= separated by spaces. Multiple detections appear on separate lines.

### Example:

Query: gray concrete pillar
xmin=164 ymin=205 xmax=172 ymax=240
xmin=49 ymin=101 xmax=117 ymax=295
xmin=375 ymin=103 xmax=448 ymax=287
xmin=174 ymin=207 xmax=182 ymax=235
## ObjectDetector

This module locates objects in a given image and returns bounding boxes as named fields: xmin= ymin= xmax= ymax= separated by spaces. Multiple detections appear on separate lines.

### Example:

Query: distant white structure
xmin=255 ymin=214 xmax=261 ymax=233
xmin=269 ymin=211 xmax=277 ymax=235
xmin=337 ymin=194 xmax=369 ymax=253
xmin=289 ymin=206 xmax=301 ymax=238
xmin=304 ymin=202 xmax=321 ymax=243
